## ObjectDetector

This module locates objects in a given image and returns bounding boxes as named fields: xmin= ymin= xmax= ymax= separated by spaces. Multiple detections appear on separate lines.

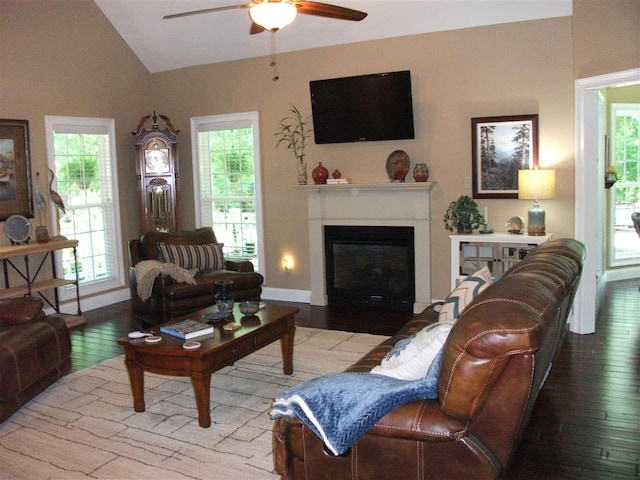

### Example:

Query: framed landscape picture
xmin=0 ymin=119 xmax=34 ymax=220
xmin=471 ymin=114 xmax=538 ymax=199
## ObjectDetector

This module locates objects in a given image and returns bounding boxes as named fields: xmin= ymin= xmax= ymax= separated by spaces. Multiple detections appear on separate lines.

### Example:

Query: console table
xmin=450 ymin=232 xmax=552 ymax=290
xmin=0 ymin=240 xmax=84 ymax=327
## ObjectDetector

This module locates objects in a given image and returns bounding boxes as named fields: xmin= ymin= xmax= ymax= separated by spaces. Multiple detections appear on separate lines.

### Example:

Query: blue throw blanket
xmin=270 ymin=351 xmax=441 ymax=455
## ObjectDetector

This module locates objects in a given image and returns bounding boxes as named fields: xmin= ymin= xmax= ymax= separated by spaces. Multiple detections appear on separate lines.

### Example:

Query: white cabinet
xmin=449 ymin=232 xmax=552 ymax=290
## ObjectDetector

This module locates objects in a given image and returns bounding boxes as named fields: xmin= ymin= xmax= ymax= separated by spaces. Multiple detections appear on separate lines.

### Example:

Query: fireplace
xmin=325 ymin=226 xmax=415 ymax=312
xmin=299 ymin=182 xmax=435 ymax=314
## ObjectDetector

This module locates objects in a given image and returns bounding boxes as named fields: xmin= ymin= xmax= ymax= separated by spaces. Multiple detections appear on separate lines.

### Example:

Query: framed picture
xmin=0 ymin=119 xmax=33 ymax=220
xmin=471 ymin=114 xmax=538 ymax=199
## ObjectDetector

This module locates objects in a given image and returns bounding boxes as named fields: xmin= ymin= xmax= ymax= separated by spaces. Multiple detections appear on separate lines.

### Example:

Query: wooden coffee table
xmin=117 ymin=302 xmax=298 ymax=428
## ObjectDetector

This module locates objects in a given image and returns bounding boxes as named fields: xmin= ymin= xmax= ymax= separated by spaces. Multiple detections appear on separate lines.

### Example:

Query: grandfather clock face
xmin=144 ymin=140 xmax=170 ymax=174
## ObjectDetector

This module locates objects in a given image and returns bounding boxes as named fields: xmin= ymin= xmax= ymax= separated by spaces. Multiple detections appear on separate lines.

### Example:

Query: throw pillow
xmin=158 ymin=242 xmax=225 ymax=271
xmin=438 ymin=266 xmax=492 ymax=323
xmin=370 ymin=322 xmax=453 ymax=381
xmin=0 ymin=298 xmax=44 ymax=325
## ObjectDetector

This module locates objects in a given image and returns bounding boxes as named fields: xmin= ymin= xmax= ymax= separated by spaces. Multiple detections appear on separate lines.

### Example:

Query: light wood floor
xmin=68 ymin=279 xmax=640 ymax=479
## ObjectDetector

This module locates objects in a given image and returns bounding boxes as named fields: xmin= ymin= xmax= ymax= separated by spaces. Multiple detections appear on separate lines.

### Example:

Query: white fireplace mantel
xmin=298 ymin=182 xmax=436 ymax=313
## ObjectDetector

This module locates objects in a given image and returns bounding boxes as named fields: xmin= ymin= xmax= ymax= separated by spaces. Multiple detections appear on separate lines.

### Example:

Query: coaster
xmin=223 ymin=322 xmax=242 ymax=332
xmin=183 ymin=341 xmax=201 ymax=350
xmin=144 ymin=335 xmax=162 ymax=344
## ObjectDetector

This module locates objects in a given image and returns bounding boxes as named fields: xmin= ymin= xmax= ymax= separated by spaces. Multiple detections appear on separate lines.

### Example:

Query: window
xmin=608 ymin=104 xmax=640 ymax=267
xmin=191 ymin=112 xmax=264 ymax=273
xmin=45 ymin=116 xmax=124 ymax=299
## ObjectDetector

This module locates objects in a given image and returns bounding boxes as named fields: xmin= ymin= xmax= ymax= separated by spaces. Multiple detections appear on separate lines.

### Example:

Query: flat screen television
xmin=309 ymin=70 xmax=415 ymax=144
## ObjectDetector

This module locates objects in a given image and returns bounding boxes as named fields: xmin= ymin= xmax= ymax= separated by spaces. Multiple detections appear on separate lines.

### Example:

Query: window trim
xmin=607 ymin=103 xmax=640 ymax=268
xmin=44 ymin=115 xmax=125 ymax=300
xmin=191 ymin=111 xmax=265 ymax=279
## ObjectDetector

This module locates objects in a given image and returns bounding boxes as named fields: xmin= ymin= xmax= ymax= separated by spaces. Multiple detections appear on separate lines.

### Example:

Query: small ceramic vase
xmin=413 ymin=163 xmax=429 ymax=182
xmin=312 ymin=162 xmax=329 ymax=185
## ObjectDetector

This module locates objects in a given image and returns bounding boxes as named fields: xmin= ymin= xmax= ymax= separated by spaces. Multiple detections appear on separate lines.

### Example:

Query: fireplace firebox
xmin=324 ymin=226 xmax=415 ymax=312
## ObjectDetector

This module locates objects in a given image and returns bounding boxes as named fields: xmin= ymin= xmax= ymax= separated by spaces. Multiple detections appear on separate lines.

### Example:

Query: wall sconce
xmin=282 ymin=256 xmax=294 ymax=272
xmin=518 ymin=169 xmax=556 ymax=236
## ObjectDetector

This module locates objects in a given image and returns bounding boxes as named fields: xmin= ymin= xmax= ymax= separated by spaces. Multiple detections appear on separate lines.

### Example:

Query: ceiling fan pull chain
xmin=270 ymin=31 xmax=279 ymax=81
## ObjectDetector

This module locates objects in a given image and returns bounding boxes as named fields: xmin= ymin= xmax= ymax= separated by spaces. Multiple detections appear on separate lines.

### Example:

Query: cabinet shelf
xmin=449 ymin=232 xmax=552 ymax=290
xmin=0 ymin=278 xmax=76 ymax=300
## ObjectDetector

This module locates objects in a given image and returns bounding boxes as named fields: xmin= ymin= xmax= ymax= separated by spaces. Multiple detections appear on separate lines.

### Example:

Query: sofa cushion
xmin=158 ymin=242 xmax=225 ymax=271
xmin=370 ymin=322 xmax=453 ymax=380
xmin=438 ymin=266 xmax=492 ymax=322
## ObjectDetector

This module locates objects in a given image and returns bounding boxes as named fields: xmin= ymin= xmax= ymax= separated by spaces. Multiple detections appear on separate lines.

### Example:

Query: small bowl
xmin=239 ymin=301 xmax=260 ymax=316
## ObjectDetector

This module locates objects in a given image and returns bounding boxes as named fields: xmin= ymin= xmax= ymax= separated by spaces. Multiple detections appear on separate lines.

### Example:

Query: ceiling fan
xmin=163 ymin=1 xmax=367 ymax=34
xmin=164 ymin=1 xmax=367 ymax=80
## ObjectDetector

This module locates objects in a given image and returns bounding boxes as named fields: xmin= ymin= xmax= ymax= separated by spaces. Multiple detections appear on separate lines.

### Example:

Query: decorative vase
xmin=312 ymin=162 xmax=329 ymax=185
xmin=297 ymin=162 xmax=308 ymax=185
xmin=215 ymin=280 xmax=234 ymax=313
xmin=35 ymin=226 xmax=49 ymax=243
xmin=413 ymin=163 xmax=429 ymax=182
xmin=332 ymin=169 xmax=342 ymax=179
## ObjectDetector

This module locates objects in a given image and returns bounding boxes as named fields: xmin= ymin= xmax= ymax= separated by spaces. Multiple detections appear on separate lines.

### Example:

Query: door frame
xmin=573 ymin=68 xmax=640 ymax=334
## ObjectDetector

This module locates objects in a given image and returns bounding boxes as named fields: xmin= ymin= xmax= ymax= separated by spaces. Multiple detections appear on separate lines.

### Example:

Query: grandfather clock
xmin=132 ymin=112 xmax=181 ymax=233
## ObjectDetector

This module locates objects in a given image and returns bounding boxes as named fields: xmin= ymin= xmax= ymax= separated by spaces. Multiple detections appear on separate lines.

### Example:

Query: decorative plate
xmin=4 ymin=215 xmax=31 ymax=244
xmin=385 ymin=150 xmax=410 ymax=182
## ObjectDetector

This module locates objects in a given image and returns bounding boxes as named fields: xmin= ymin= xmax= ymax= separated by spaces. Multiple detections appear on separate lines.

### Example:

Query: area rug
xmin=0 ymin=327 xmax=387 ymax=479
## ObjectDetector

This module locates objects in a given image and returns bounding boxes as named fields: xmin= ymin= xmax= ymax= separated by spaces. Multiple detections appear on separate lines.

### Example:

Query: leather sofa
xmin=273 ymin=238 xmax=586 ymax=480
xmin=129 ymin=227 xmax=264 ymax=325
xmin=0 ymin=298 xmax=71 ymax=423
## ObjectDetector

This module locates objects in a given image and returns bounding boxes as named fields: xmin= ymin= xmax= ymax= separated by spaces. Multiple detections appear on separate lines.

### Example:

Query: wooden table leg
xmin=123 ymin=356 xmax=145 ymax=412
xmin=190 ymin=371 xmax=212 ymax=428
xmin=280 ymin=325 xmax=295 ymax=375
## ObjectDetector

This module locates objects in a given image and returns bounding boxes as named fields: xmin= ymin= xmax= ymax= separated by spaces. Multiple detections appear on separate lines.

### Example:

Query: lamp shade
xmin=518 ymin=169 xmax=556 ymax=200
xmin=250 ymin=1 xmax=297 ymax=31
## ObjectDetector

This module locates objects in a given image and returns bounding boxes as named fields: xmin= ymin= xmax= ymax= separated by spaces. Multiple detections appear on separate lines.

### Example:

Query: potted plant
xmin=275 ymin=104 xmax=312 ymax=184
xmin=443 ymin=195 xmax=485 ymax=233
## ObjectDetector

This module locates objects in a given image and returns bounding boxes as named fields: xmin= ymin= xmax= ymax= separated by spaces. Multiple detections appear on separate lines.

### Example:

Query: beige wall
xmin=572 ymin=0 xmax=640 ymax=79
xmin=0 ymin=0 xmax=150 ymax=286
xmin=151 ymin=17 xmax=575 ymax=299
xmin=1 ymin=0 xmax=638 ymax=304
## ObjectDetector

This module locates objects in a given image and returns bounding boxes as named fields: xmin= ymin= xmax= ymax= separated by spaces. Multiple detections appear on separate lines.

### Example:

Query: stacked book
xmin=326 ymin=178 xmax=349 ymax=184
xmin=160 ymin=319 xmax=214 ymax=339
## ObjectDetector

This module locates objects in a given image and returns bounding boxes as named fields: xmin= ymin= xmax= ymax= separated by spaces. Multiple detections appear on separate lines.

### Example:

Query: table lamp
xmin=518 ymin=169 xmax=556 ymax=236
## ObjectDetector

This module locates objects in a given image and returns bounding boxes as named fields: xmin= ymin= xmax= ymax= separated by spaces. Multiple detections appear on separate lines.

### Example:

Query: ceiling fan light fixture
xmin=250 ymin=1 xmax=297 ymax=31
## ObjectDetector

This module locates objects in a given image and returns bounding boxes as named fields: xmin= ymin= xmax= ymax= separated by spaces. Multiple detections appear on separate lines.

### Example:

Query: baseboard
xmin=604 ymin=265 xmax=640 ymax=283
xmin=43 ymin=287 xmax=131 ymax=316
xmin=261 ymin=286 xmax=310 ymax=304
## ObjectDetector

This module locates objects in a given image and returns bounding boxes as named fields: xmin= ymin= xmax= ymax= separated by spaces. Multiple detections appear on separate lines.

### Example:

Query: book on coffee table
xmin=160 ymin=319 xmax=214 ymax=339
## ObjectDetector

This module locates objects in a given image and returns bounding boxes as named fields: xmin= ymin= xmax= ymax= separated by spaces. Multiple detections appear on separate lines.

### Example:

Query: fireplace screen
xmin=325 ymin=226 xmax=415 ymax=311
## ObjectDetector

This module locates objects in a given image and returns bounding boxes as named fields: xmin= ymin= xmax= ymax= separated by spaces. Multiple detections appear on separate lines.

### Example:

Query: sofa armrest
xmin=225 ymin=259 xmax=255 ymax=272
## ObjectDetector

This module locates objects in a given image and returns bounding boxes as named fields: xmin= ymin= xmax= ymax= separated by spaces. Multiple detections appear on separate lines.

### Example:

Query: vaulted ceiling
xmin=94 ymin=0 xmax=572 ymax=73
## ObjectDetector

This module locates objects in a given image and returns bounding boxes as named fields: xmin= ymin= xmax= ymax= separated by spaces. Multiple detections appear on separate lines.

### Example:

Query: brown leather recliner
xmin=128 ymin=227 xmax=264 ymax=325
xmin=273 ymin=238 xmax=586 ymax=480
xmin=0 ymin=298 xmax=71 ymax=423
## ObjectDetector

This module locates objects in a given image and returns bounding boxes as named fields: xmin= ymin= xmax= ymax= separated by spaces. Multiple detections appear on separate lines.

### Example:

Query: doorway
xmin=574 ymin=68 xmax=640 ymax=334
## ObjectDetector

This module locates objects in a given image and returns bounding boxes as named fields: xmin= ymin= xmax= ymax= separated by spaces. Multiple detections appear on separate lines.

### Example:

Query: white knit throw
xmin=135 ymin=260 xmax=197 ymax=301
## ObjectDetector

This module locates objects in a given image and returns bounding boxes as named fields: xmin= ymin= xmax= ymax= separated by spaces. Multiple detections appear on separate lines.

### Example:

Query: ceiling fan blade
xmin=250 ymin=21 xmax=266 ymax=35
xmin=294 ymin=1 xmax=367 ymax=21
xmin=163 ymin=3 xmax=252 ymax=20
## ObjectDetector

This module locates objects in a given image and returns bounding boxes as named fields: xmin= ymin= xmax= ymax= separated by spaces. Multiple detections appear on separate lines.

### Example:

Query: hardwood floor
xmin=68 ymin=279 xmax=640 ymax=478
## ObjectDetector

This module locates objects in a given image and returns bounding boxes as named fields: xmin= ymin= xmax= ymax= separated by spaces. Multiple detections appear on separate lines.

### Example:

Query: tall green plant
xmin=275 ymin=105 xmax=311 ymax=164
